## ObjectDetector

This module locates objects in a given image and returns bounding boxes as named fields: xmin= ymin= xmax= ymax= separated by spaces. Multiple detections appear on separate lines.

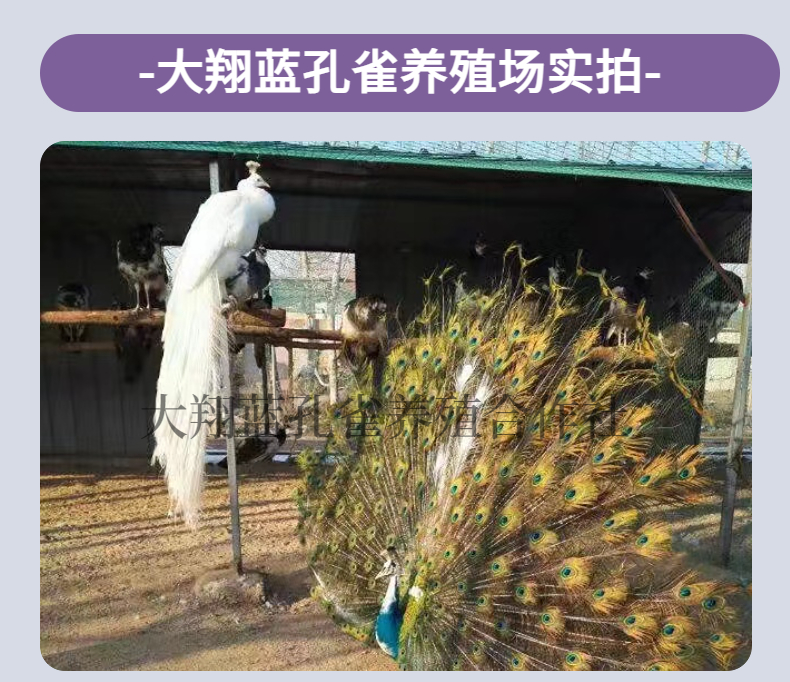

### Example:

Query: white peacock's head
xmin=239 ymin=160 xmax=271 ymax=190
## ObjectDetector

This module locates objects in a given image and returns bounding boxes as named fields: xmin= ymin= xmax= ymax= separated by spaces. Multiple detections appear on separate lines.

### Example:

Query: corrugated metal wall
xmin=40 ymin=147 xmax=751 ymax=464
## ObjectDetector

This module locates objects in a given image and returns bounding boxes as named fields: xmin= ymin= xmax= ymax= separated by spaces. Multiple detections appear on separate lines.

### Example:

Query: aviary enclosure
xmin=40 ymin=141 xmax=751 ymax=670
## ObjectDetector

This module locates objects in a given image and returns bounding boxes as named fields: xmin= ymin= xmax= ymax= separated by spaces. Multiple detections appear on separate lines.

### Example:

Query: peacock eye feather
xmin=662 ymin=624 xmax=676 ymax=637
xmin=533 ymin=350 xmax=542 ymax=360
xmin=593 ymin=589 xmax=605 ymax=600
xmin=622 ymin=426 xmax=634 ymax=437
xmin=541 ymin=613 xmax=552 ymax=624
xmin=677 ymin=468 xmax=691 ymax=480
xmin=638 ymin=474 xmax=651 ymax=485
xmin=678 ymin=587 xmax=692 ymax=598
xmin=636 ymin=534 xmax=649 ymax=546
xmin=703 ymin=597 xmax=721 ymax=611
xmin=593 ymin=452 xmax=605 ymax=463
xmin=564 ymin=488 xmax=577 ymax=501
xmin=624 ymin=615 xmax=637 ymax=626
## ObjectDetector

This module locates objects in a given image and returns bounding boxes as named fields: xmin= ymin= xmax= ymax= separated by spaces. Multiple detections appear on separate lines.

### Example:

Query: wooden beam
xmin=40 ymin=306 xmax=287 ymax=329
xmin=231 ymin=324 xmax=341 ymax=341
xmin=662 ymin=186 xmax=748 ymax=304
xmin=41 ymin=309 xmax=165 ymax=327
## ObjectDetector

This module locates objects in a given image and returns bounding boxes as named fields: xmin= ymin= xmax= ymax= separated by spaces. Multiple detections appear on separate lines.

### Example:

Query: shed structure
xmin=40 ymin=141 xmax=752 ymax=465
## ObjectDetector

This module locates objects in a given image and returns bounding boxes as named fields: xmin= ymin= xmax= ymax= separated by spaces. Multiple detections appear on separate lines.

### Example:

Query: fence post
xmin=719 ymin=238 xmax=752 ymax=566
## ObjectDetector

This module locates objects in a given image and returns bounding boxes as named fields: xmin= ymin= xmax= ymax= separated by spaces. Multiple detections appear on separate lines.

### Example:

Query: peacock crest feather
xmin=296 ymin=248 xmax=746 ymax=670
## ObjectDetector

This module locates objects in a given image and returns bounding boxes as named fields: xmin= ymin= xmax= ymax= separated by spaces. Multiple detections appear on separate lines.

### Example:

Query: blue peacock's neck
xmin=375 ymin=574 xmax=404 ymax=660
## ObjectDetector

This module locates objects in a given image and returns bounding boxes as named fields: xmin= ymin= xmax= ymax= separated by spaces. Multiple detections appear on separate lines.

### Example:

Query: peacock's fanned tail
xmin=296 ymin=250 xmax=745 ymax=671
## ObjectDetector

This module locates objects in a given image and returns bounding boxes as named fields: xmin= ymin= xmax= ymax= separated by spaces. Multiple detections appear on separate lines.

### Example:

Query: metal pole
xmin=270 ymin=345 xmax=280 ymax=428
xmin=212 ymin=158 xmax=242 ymax=574
xmin=261 ymin=343 xmax=271 ymax=435
xmin=719 ymin=236 xmax=752 ymax=566
xmin=209 ymin=159 xmax=220 ymax=195
xmin=225 ymin=391 xmax=243 ymax=575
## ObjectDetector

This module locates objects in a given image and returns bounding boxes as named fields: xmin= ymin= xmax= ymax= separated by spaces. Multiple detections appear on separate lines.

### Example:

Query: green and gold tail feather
xmin=297 ymin=249 xmax=745 ymax=670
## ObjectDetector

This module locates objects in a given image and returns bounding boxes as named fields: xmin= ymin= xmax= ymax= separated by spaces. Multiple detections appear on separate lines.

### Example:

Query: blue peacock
xmin=296 ymin=247 xmax=746 ymax=671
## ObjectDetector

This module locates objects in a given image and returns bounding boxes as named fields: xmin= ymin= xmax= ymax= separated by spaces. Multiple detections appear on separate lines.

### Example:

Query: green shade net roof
xmin=56 ymin=141 xmax=752 ymax=192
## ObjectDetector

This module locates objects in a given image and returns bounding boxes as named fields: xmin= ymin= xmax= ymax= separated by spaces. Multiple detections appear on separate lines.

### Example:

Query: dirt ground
xmin=40 ymin=461 xmax=751 ymax=671
xmin=40 ymin=462 xmax=398 ymax=671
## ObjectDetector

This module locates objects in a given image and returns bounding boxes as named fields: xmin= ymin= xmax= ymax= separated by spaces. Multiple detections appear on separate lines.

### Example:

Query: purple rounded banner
xmin=41 ymin=34 xmax=779 ymax=112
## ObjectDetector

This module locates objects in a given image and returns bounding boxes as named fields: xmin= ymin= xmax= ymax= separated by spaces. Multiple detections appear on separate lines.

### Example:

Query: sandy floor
xmin=41 ymin=461 xmax=750 ymax=671
xmin=40 ymin=463 xmax=397 ymax=671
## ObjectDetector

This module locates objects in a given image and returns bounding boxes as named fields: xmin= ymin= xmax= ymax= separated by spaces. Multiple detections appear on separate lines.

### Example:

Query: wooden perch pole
xmin=40 ymin=306 xmax=287 ymax=329
xmin=662 ymin=186 xmax=748 ymax=304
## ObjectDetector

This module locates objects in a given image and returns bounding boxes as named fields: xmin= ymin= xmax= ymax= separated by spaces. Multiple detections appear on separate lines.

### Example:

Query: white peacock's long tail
xmin=152 ymin=271 xmax=229 ymax=526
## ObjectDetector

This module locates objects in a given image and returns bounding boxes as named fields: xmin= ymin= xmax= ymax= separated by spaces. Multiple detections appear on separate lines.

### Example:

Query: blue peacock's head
xmin=374 ymin=547 xmax=401 ymax=581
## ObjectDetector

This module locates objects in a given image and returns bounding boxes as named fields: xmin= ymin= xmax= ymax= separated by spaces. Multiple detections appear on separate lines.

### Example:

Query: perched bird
xmin=604 ymin=268 xmax=652 ymax=346
xmin=547 ymin=255 xmax=566 ymax=288
xmin=340 ymin=296 xmax=388 ymax=372
xmin=657 ymin=321 xmax=693 ymax=357
xmin=55 ymin=283 xmax=90 ymax=342
xmin=471 ymin=232 xmax=487 ymax=259
xmin=117 ymin=224 xmax=168 ymax=311
xmin=224 ymin=245 xmax=272 ymax=309
xmin=215 ymin=427 xmax=286 ymax=469
xmin=692 ymin=269 xmax=744 ymax=342
xmin=298 ymin=253 xmax=744 ymax=671
xmin=153 ymin=161 xmax=275 ymax=524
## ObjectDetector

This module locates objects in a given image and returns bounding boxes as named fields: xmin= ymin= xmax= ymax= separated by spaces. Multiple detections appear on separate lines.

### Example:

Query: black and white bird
xmin=693 ymin=269 xmax=744 ymax=342
xmin=214 ymin=427 xmax=287 ymax=469
xmin=117 ymin=224 xmax=167 ymax=311
xmin=224 ymin=246 xmax=272 ymax=309
xmin=56 ymin=283 xmax=90 ymax=343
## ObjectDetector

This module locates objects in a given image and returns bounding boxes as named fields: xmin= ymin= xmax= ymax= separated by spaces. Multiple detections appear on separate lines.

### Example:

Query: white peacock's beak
xmin=260 ymin=179 xmax=271 ymax=189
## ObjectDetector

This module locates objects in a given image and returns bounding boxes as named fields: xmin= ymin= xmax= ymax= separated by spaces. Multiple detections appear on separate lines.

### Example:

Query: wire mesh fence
xmin=655 ymin=216 xmax=752 ymax=454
